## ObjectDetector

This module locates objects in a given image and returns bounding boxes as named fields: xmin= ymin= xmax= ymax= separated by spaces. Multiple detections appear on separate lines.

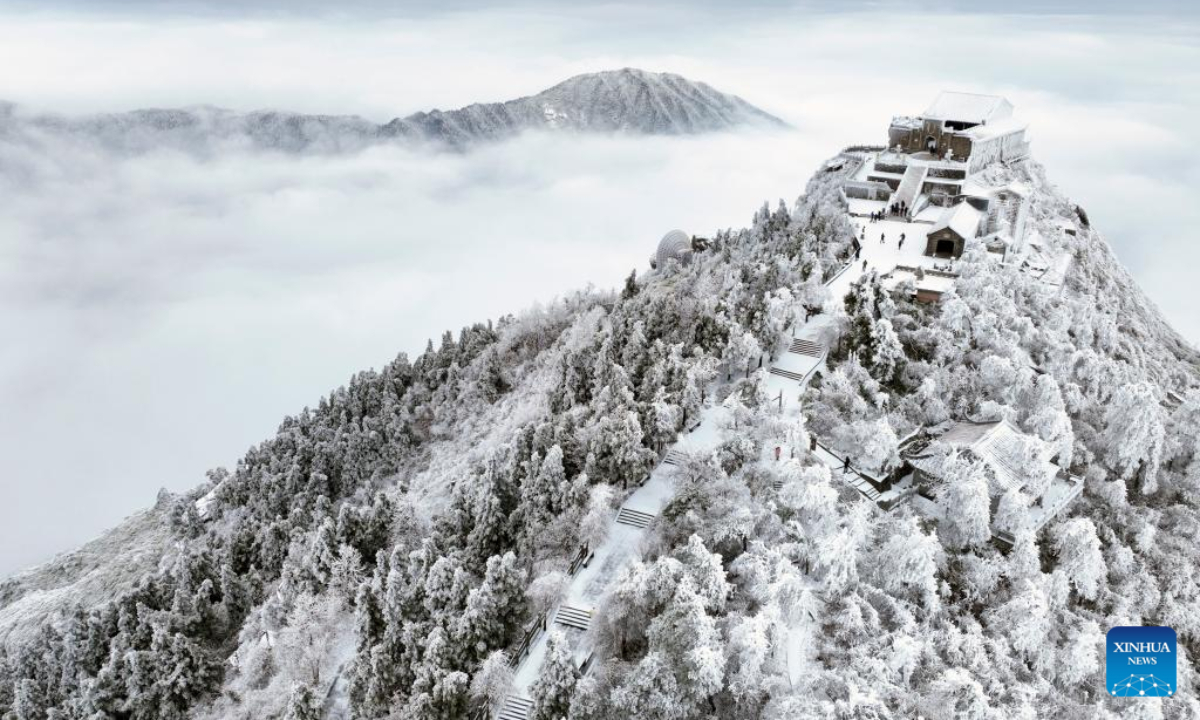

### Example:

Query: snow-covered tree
xmin=935 ymin=452 xmax=992 ymax=550
xmin=877 ymin=515 xmax=942 ymax=606
xmin=1101 ymin=382 xmax=1165 ymax=494
xmin=987 ymin=579 xmax=1050 ymax=666
xmin=1052 ymin=518 xmax=1105 ymax=602
xmin=470 ymin=650 xmax=513 ymax=715
xmin=458 ymin=552 xmax=526 ymax=663
xmin=529 ymin=631 xmax=578 ymax=720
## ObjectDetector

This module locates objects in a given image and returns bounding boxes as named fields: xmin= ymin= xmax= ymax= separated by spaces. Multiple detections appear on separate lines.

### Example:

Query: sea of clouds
xmin=0 ymin=4 xmax=1196 ymax=574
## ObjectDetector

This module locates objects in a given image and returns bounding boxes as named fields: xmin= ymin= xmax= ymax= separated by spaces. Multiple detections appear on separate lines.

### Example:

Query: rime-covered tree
xmin=1102 ymin=381 xmax=1165 ymax=494
xmin=457 ymin=552 xmax=526 ymax=664
xmin=469 ymin=651 xmax=513 ymax=715
xmin=1052 ymin=518 xmax=1105 ymax=602
xmin=529 ymin=631 xmax=578 ymax=720
xmin=935 ymin=452 xmax=992 ymax=550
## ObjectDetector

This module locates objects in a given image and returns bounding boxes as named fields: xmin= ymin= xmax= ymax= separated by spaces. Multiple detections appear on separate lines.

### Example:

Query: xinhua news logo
xmin=1107 ymin=626 xmax=1176 ymax=698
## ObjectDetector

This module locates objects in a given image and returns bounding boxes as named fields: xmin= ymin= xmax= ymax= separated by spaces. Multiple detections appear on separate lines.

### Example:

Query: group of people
xmin=866 ymin=199 xmax=910 ymax=223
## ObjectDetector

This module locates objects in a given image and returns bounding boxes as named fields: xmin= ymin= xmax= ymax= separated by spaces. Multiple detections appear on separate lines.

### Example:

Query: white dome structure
xmin=654 ymin=229 xmax=693 ymax=271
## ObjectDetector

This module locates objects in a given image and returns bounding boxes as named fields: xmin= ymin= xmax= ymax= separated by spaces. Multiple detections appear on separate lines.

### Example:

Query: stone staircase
xmin=788 ymin=338 xmax=824 ymax=358
xmin=498 ymin=696 xmax=533 ymax=720
xmin=768 ymin=367 xmax=808 ymax=382
xmin=615 ymin=507 xmax=656 ymax=529
xmin=663 ymin=448 xmax=687 ymax=466
xmin=892 ymin=164 xmax=928 ymax=218
xmin=554 ymin=604 xmax=594 ymax=631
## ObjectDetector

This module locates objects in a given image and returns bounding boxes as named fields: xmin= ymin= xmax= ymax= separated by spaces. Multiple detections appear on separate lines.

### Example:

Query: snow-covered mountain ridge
xmin=0 ymin=69 xmax=786 ymax=154
xmin=2 ymin=131 xmax=1199 ymax=719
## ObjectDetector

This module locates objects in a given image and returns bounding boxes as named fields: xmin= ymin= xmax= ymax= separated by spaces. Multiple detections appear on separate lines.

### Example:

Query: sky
xmin=0 ymin=1 xmax=1197 ymax=575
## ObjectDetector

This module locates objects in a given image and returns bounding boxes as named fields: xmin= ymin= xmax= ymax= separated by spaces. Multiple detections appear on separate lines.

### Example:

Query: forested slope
xmin=2 ymin=151 xmax=1198 ymax=720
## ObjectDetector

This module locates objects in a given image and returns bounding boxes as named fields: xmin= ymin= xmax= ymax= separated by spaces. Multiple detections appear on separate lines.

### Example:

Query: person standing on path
xmin=880 ymin=232 xmax=885 ymax=244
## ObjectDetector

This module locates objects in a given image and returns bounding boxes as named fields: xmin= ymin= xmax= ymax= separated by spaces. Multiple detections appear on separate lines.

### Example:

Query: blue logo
xmin=1107 ymin=626 xmax=1176 ymax=697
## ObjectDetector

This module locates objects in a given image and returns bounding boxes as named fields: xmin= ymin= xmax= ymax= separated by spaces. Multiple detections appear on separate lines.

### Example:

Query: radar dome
xmin=655 ymin=229 xmax=693 ymax=270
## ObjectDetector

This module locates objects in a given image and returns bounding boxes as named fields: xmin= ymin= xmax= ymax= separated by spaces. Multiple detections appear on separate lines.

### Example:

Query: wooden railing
xmin=568 ymin=542 xmax=592 ymax=577
xmin=510 ymin=612 xmax=547 ymax=668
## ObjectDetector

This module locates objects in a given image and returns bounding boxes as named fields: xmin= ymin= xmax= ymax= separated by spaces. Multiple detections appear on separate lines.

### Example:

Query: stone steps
xmin=768 ymin=367 xmax=807 ymax=382
xmin=615 ymin=507 xmax=656 ymax=529
xmin=788 ymin=339 xmax=825 ymax=357
xmin=498 ymin=695 xmax=533 ymax=720
xmin=663 ymin=449 xmax=687 ymax=466
xmin=554 ymin=604 xmax=593 ymax=632
xmin=892 ymin=164 xmax=928 ymax=218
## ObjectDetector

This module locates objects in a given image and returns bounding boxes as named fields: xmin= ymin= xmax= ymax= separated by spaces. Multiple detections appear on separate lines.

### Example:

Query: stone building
xmin=926 ymin=202 xmax=984 ymax=258
xmin=887 ymin=92 xmax=1029 ymax=172
xmin=843 ymin=91 xmax=1034 ymax=260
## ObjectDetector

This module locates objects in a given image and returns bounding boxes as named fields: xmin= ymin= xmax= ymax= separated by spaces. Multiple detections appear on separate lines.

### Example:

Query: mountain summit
xmin=0 ymin=69 xmax=786 ymax=154
xmin=387 ymin=68 xmax=787 ymax=144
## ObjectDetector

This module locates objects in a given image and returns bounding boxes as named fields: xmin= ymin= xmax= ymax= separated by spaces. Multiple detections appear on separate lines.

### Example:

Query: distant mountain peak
xmin=0 ymin=68 xmax=787 ymax=154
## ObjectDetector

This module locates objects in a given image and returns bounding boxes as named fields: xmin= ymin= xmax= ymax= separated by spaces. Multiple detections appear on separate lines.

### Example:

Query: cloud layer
xmin=0 ymin=6 xmax=1197 ymax=574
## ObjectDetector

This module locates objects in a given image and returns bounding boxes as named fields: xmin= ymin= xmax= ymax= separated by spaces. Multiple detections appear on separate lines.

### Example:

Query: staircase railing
xmin=510 ymin=612 xmax=547 ymax=668
xmin=567 ymin=542 xmax=592 ymax=576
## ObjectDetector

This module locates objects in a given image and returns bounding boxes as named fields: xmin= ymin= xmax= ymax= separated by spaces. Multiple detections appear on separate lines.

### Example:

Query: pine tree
xmin=610 ymin=652 xmax=685 ymax=720
xmin=529 ymin=631 xmax=578 ymax=720
xmin=878 ymin=515 xmax=941 ymax=606
xmin=622 ymin=269 xmax=640 ymax=300
xmin=867 ymin=317 xmax=905 ymax=385
xmin=457 ymin=553 xmax=526 ymax=664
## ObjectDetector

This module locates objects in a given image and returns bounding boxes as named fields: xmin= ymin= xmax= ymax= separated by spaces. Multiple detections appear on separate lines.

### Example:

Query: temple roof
xmin=930 ymin=202 xmax=984 ymax=240
xmin=906 ymin=419 xmax=1058 ymax=497
xmin=923 ymin=91 xmax=1013 ymax=125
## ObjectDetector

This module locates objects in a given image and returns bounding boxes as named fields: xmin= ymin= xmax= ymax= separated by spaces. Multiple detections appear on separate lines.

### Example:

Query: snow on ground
xmin=784 ymin=577 xmax=822 ymax=688
xmin=851 ymin=216 xmax=944 ymax=274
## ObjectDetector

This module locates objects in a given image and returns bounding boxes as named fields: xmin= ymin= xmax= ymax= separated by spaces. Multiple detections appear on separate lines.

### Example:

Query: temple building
xmin=843 ymin=91 xmax=1034 ymax=260
xmin=887 ymin=92 xmax=1029 ymax=172
xmin=901 ymin=419 xmax=1083 ymax=543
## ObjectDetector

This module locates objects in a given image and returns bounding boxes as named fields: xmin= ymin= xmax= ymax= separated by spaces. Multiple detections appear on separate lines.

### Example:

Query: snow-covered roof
xmin=655 ymin=229 xmax=692 ymax=270
xmin=963 ymin=116 xmax=1026 ymax=141
xmin=906 ymin=419 xmax=1057 ymax=497
xmin=930 ymin=203 xmax=984 ymax=240
xmin=923 ymin=92 xmax=1013 ymax=125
